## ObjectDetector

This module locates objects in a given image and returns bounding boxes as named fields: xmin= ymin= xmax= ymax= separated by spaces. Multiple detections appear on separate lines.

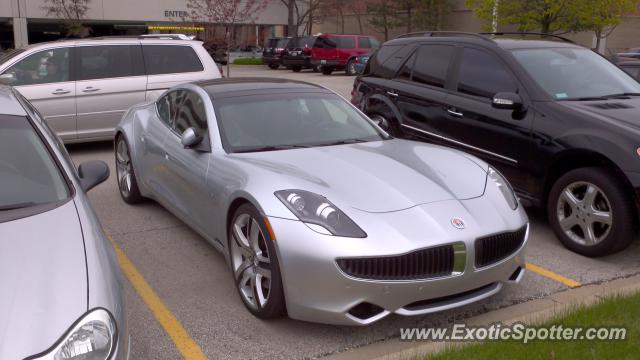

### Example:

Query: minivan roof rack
xmin=89 ymin=35 xmax=191 ymax=41
xmin=480 ymin=32 xmax=575 ymax=43
xmin=395 ymin=31 xmax=494 ymax=43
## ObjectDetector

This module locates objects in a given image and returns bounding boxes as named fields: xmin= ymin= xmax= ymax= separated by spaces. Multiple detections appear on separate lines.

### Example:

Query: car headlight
xmin=275 ymin=190 xmax=366 ymax=238
xmin=488 ymin=167 xmax=518 ymax=210
xmin=30 ymin=308 xmax=116 ymax=360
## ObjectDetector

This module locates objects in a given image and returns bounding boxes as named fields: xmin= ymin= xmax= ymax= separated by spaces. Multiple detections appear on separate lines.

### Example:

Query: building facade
xmin=0 ymin=0 xmax=291 ymax=49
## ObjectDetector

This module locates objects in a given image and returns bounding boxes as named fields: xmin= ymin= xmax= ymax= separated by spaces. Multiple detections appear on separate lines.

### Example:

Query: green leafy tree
xmin=573 ymin=0 xmax=640 ymax=50
xmin=466 ymin=0 xmax=577 ymax=33
xmin=368 ymin=0 xmax=402 ymax=40
xmin=413 ymin=0 xmax=452 ymax=31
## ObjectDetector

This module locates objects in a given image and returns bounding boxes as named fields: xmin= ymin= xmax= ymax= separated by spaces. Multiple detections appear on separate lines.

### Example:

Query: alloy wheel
xmin=115 ymin=139 xmax=132 ymax=198
xmin=556 ymin=181 xmax=613 ymax=246
xmin=230 ymin=214 xmax=272 ymax=310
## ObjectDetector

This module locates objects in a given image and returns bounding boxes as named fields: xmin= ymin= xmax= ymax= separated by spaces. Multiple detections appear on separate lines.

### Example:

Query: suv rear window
xmin=143 ymin=45 xmax=204 ymax=75
xmin=412 ymin=45 xmax=455 ymax=88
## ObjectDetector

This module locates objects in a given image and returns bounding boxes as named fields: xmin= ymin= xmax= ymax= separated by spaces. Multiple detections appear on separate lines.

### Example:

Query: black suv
xmin=263 ymin=37 xmax=291 ymax=69
xmin=282 ymin=35 xmax=318 ymax=72
xmin=353 ymin=32 xmax=640 ymax=257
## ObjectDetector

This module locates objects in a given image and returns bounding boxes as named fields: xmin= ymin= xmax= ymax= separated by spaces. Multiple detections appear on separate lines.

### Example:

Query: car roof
xmin=0 ymin=86 xmax=27 ymax=116
xmin=19 ymin=37 xmax=201 ymax=50
xmin=196 ymin=78 xmax=329 ymax=99
xmin=384 ymin=35 xmax=583 ymax=50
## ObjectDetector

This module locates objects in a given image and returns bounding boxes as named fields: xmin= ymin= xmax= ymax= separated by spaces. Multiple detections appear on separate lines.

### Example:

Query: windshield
xmin=511 ymin=47 xmax=640 ymax=100
xmin=214 ymin=93 xmax=386 ymax=153
xmin=0 ymin=114 xmax=69 ymax=210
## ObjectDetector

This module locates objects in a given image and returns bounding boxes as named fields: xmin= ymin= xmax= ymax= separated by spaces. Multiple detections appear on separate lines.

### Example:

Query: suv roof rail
xmin=395 ymin=31 xmax=494 ymax=43
xmin=480 ymin=32 xmax=575 ymax=43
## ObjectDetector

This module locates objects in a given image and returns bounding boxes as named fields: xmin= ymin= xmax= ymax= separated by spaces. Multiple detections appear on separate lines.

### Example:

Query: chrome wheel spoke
xmin=234 ymin=258 xmax=253 ymax=280
xmin=583 ymin=185 xmax=598 ymax=208
xmin=248 ymin=218 xmax=261 ymax=252
xmin=120 ymin=173 xmax=131 ymax=193
xmin=590 ymin=210 xmax=612 ymax=226
xmin=255 ymin=250 xmax=270 ymax=264
xmin=557 ymin=181 xmax=613 ymax=247
xmin=255 ymin=265 xmax=271 ymax=280
xmin=559 ymin=214 xmax=579 ymax=231
xmin=561 ymin=189 xmax=580 ymax=209
xmin=583 ymin=223 xmax=598 ymax=245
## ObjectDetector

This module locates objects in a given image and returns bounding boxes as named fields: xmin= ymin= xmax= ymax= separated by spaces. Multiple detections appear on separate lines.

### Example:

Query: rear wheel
xmin=367 ymin=105 xmax=401 ymax=137
xmin=268 ymin=63 xmax=279 ymax=70
xmin=321 ymin=66 xmax=333 ymax=75
xmin=548 ymin=167 xmax=637 ymax=256
xmin=346 ymin=59 xmax=357 ymax=75
xmin=291 ymin=65 xmax=302 ymax=72
xmin=228 ymin=204 xmax=286 ymax=319
xmin=312 ymin=65 xmax=320 ymax=73
xmin=115 ymin=135 xmax=144 ymax=204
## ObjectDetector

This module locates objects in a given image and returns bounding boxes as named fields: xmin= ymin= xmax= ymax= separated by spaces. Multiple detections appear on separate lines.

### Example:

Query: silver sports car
xmin=115 ymin=78 xmax=528 ymax=325
xmin=0 ymin=86 xmax=128 ymax=359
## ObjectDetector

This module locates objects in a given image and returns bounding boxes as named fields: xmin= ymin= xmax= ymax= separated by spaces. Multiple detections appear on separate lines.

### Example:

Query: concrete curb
xmin=322 ymin=274 xmax=640 ymax=360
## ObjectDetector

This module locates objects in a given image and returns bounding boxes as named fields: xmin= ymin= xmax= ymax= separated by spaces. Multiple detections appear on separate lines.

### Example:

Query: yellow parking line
xmin=107 ymin=235 xmax=208 ymax=360
xmin=526 ymin=262 xmax=581 ymax=288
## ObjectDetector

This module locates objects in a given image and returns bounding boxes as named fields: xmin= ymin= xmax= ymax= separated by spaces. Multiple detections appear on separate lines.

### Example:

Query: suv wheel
xmin=312 ymin=65 xmax=320 ymax=73
xmin=268 ymin=63 xmax=279 ymax=70
xmin=292 ymin=65 xmax=302 ymax=72
xmin=321 ymin=66 xmax=333 ymax=75
xmin=346 ymin=60 xmax=357 ymax=75
xmin=367 ymin=105 xmax=401 ymax=136
xmin=548 ymin=167 xmax=637 ymax=256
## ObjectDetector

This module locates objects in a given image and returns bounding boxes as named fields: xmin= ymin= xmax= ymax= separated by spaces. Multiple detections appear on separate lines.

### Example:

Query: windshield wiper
xmin=0 ymin=202 xmax=36 ymax=211
xmin=317 ymin=138 xmax=370 ymax=147
xmin=571 ymin=93 xmax=640 ymax=101
xmin=602 ymin=92 xmax=640 ymax=98
xmin=234 ymin=144 xmax=310 ymax=153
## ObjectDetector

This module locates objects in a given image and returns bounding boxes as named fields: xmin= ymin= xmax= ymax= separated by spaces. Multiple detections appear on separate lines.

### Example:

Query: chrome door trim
xmin=401 ymin=123 xmax=518 ymax=164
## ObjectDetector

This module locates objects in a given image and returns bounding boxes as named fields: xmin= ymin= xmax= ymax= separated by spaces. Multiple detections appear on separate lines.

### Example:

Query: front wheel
xmin=228 ymin=204 xmax=286 ymax=319
xmin=268 ymin=63 xmax=279 ymax=70
xmin=321 ymin=66 xmax=333 ymax=75
xmin=115 ymin=135 xmax=144 ymax=204
xmin=291 ymin=65 xmax=302 ymax=72
xmin=548 ymin=167 xmax=637 ymax=256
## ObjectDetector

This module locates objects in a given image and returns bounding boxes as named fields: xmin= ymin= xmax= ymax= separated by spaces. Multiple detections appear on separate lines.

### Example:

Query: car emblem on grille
xmin=451 ymin=217 xmax=466 ymax=230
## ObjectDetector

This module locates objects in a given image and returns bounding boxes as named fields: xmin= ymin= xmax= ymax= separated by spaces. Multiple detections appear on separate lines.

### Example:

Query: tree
xmin=187 ymin=0 xmax=268 ymax=77
xmin=396 ymin=0 xmax=418 ymax=32
xmin=41 ymin=0 xmax=91 ymax=37
xmin=573 ymin=0 xmax=640 ymax=51
xmin=466 ymin=0 xmax=577 ymax=33
xmin=368 ymin=0 xmax=401 ymax=40
xmin=281 ymin=0 xmax=322 ymax=36
xmin=413 ymin=0 xmax=452 ymax=31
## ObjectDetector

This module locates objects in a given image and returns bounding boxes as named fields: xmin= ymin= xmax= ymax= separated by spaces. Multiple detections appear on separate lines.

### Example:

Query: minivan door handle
xmin=446 ymin=107 xmax=464 ymax=118
xmin=386 ymin=90 xmax=399 ymax=98
xmin=51 ymin=89 xmax=71 ymax=95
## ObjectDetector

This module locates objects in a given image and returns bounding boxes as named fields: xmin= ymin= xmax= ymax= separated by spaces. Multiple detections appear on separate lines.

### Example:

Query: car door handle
xmin=447 ymin=108 xmax=464 ymax=118
xmin=51 ymin=89 xmax=71 ymax=95
xmin=386 ymin=90 xmax=399 ymax=98
xmin=82 ymin=87 xmax=100 ymax=93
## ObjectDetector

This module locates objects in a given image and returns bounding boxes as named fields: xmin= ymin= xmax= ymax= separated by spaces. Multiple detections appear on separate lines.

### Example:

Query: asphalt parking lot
xmin=68 ymin=65 xmax=640 ymax=360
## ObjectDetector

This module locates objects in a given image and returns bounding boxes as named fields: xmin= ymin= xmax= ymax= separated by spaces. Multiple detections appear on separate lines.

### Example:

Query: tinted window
xmin=358 ymin=37 xmax=371 ymax=49
xmin=276 ymin=38 xmax=289 ymax=48
xmin=143 ymin=45 xmax=204 ymax=75
xmin=457 ymin=48 xmax=517 ymax=98
xmin=214 ymin=93 xmax=385 ymax=153
xmin=315 ymin=37 xmax=336 ymax=49
xmin=78 ymin=45 xmax=144 ymax=80
xmin=266 ymin=39 xmax=279 ymax=48
xmin=0 ymin=115 xmax=69 ymax=209
xmin=396 ymin=52 xmax=416 ymax=80
xmin=337 ymin=37 xmax=356 ymax=49
xmin=3 ymin=48 xmax=70 ymax=86
xmin=369 ymin=44 xmax=414 ymax=78
xmin=174 ymin=91 xmax=208 ymax=136
xmin=412 ymin=45 xmax=454 ymax=88
xmin=288 ymin=36 xmax=316 ymax=49
xmin=157 ymin=93 xmax=174 ymax=127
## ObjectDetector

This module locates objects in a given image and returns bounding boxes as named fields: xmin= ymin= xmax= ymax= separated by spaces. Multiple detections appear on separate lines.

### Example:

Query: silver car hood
xmin=0 ymin=200 xmax=87 ymax=360
xmin=233 ymin=139 xmax=488 ymax=213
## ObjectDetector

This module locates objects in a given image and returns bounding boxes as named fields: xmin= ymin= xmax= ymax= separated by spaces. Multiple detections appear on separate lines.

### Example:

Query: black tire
xmin=291 ymin=65 xmax=302 ymax=72
xmin=228 ymin=204 xmax=286 ymax=319
xmin=115 ymin=135 xmax=144 ymax=204
xmin=312 ymin=65 xmax=319 ymax=73
xmin=346 ymin=59 xmax=357 ymax=75
xmin=547 ymin=167 xmax=638 ymax=257
xmin=268 ymin=63 xmax=279 ymax=70
xmin=321 ymin=66 xmax=333 ymax=75
xmin=366 ymin=104 xmax=401 ymax=137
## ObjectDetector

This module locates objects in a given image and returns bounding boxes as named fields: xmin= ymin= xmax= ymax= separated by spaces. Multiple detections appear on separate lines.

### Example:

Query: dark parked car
xmin=282 ymin=35 xmax=318 ymax=72
xmin=310 ymin=34 xmax=379 ymax=75
xmin=353 ymin=32 xmax=640 ymax=257
xmin=619 ymin=61 xmax=640 ymax=80
xmin=263 ymin=37 xmax=291 ymax=70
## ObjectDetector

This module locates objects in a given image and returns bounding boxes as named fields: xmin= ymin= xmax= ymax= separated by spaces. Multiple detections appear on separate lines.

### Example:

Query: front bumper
xmin=270 ymin=198 xmax=528 ymax=326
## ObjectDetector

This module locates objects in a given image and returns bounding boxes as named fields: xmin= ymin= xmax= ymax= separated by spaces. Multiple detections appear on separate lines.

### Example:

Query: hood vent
xmin=588 ymin=102 xmax=634 ymax=110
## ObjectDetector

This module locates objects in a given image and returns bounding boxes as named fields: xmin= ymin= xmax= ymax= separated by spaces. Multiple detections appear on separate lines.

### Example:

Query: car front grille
xmin=336 ymin=245 xmax=455 ymax=281
xmin=475 ymin=226 xmax=527 ymax=268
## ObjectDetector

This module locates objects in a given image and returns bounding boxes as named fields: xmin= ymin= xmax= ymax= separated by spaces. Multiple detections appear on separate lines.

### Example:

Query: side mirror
xmin=181 ymin=127 xmax=202 ymax=148
xmin=0 ymin=73 xmax=15 ymax=85
xmin=78 ymin=160 xmax=110 ymax=192
xmin=492 ymin=92 xmax=523 ymax=111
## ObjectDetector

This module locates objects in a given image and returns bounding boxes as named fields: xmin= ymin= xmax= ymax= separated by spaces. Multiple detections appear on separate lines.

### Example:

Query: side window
xmin=156 ymin=92 xmax=173 ymax=127
xmin=174 ymin=91 xmax=208 ymax=137
xmin=358 ymin=37 xmax=371 ymax=49
xmin=458 ymin=48 xmax=518 ymax=98
xmin=3 ymin=48 xmax=70 ymax=86
xmin=78 ymin=45 xmax=144 ymax=81
xmin=396 ymin=52 xmax=416 ymax=80
xmin=369 ymin=44 xmax=414 ymax=78
xmin=315 ymin=37 xmax=336 ymax=49
xmin=412 ymin=45 xmax=455 ymax=88
xmin=338 ymin=37 xmax=356 ymax=49
xmin=143 ymin=45 xmax=204 ymax=75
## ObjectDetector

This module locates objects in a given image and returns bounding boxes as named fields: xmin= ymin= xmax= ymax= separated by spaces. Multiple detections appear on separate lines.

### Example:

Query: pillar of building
xmin=11 ymin=0 xmax=28 ymax=47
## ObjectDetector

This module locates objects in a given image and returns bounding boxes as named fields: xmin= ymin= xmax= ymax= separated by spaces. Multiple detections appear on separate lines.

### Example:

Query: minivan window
xmin=511 ymin=47 xmax=640 ymax=100
xmin=412 ymin=45 xmax=454 ymax=88
xmin=143 ymin=45 xmax=204 ymax=75
xmin=0 ymin=114 xmax=69 ymax=210
xmin=458 ymin=47 xmax=518 ymax=98
xmin=3 ymin=48 xmax=70 ymax=86
xmin=78 ymin=45 xmax=144 ymax=81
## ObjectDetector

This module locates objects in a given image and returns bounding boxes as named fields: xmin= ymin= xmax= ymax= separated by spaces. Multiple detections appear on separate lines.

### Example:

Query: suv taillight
xmin=303 ymin=46 xmax=311 ymax=55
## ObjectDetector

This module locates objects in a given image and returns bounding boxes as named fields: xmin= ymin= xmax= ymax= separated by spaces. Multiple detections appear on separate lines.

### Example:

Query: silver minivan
xmin=0 ymin=37 xmax=221 ymax=143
